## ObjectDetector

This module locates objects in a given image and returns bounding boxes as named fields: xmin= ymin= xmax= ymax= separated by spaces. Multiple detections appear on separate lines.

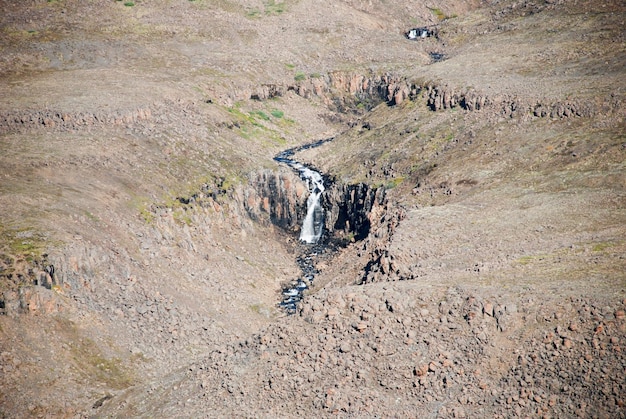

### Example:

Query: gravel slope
xmin=0 ymin=0 xmax=624 ymax=417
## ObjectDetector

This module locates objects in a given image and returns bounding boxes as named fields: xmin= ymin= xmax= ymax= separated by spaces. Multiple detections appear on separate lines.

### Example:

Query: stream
xmin=274 ymin=138 xmax=333 ymax=313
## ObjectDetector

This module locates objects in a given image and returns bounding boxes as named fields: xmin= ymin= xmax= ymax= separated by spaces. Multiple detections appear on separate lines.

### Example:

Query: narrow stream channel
xmin=274 ymin=138 xmax=334 ymax=313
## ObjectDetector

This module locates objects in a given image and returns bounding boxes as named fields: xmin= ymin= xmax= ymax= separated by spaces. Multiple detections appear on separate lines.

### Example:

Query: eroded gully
xmin=274 ymin=138 xmax=333 ymax=314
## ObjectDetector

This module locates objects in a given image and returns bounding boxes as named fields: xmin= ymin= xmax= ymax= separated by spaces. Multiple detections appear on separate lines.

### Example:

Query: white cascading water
xmin=298 ymin=166 xmax=325 ymax=244
xmin=274 ymin=139 xmax=332 ymax=245
xmin=278 ymin=160 xmax=324 ymax=244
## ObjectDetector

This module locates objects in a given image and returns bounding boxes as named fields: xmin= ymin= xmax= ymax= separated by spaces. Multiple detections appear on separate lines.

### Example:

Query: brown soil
xmin=1 ymin=0 xmax=625 ymax=417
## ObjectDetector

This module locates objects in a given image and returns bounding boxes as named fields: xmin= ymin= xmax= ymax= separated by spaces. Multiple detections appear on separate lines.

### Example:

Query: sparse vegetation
xmin=172 ymin=208 xmax=193 ymax=226
xmin=516 ymin=255 xmax=537 ymax=265
xmin=225 ymin=104 xmax=289 ymax=144
xmin=0 ymin=226 xmax=48 ymax=263
xmin=385 ymin=176 xmax=405 ymax=189
xmin=83 ymin=210 xmax=100 ymax=222
xmin=58 ymin=318 xmax=134 ymax=390
xmin=270 ymin=109 xmax=284 ymax=118
xmin=428 ymin=7 xmax=456 ymax=21
xmin=265 ymin=0 xmax=286 ymax=15
xmin=251 ymin=110 xmax=270 ymax=121
xmin=592 ymin=242 xmax=615 ymax=252
xmin=245 ymin=1 xmax=288 ymax=17
xmin=246 ymin=8 xmax=261 ymax=18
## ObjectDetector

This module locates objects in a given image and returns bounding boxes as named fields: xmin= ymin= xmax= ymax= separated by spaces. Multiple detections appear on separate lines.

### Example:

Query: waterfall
xmin=274 ymin=139 xmax=332 ymax=245
xmin=298 ymin=166 xmax=325 ymax=244
xmin=274 ymin=138 xmax=333 ymax=313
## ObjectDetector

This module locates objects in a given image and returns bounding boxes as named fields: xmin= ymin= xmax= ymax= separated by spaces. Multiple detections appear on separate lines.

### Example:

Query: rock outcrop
xmin=358 ymin=201 xmax=407 ymax=284
xmin=249 ymin=71 xmax=625 ymax=122
xmin=251 ymin=71 xmax=421 ymax=110
xmin=0 ymin=107 xmax=153 ymax=134
xmin=0 ymin=252 xmax=64 ymax=316
xmin=325 ymin=182 xmax=386 ymax=242
xmin=242 ymin=169 xmax=308 ymax=232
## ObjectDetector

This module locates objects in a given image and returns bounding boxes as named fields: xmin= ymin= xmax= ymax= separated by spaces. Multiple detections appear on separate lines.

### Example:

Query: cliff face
xmin=242 ymin=166 xmax=386 ymax=245
xmin=251 ymin=71 xmax=417 ymax=109
xmin=324 ymin=181 xmax=385 ymax=242
xmin=242 ymin=169 xmax=308 ymax=232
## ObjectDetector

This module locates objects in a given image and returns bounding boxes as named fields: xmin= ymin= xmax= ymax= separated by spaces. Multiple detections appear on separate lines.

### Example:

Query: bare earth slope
xmin=0 ymin=0 xmax=625 ymax=418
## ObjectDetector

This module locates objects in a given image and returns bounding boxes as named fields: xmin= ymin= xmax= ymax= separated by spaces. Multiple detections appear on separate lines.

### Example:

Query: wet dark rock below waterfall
xmin=272 ymin=139 xmax=384 ymax=313
xmin=277 ymin=243 xmax=326 ymax=314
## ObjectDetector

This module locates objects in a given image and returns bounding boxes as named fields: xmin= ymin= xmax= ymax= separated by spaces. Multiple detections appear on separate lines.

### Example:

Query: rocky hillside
xmin=0 ymin=0 xmax=624 ymax=417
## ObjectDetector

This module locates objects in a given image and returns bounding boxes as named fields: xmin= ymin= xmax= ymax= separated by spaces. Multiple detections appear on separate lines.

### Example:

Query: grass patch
xmin=140 ymin=206 xmax=154 ymax=224
xmin=385 ymin=176 xmax=405 ymax=189
xmin=592 ymin=242 xmax=614 ymax=252
xmin=265 ymin=0 xmax=286 ymax=15
xmin=59 ymin=318 xmax=134 ymax=390
xmin=428 ymin=7 xmax=456 ymax=21
xmin=430 ymin=7 xmax=445 ymax=20
xmin=123 ymin=1 xmax=135 ymax=6
xmin=83 ymin=210 xmax=100 ymax=222
xmin=224 ymin=104 xmax=289 ymax=144
xmin=515 ymin=254 xmax=548 ymax=265
xmin=251 ymin=110 xmax=270 ymax=121
xmin=294 ymin=71 xmax=307 ymax=82
xmin=129 ymin=196 xmax=155 ymax=224
xmin=246 ymin=1 xmax=289 ymax=18
xmin=246 ymin=8 xmax=261 ymax=17
xmin=219 ymin=173 xmax=243 ymax=191
xmin=227 ymin=103 xmax=260 ymax=125
xmin=270 ymin=109 xmax=284 ymax=118
xmin=249 ymin=303 xmax=273 ymax=317
xmin=172 ymin=208 xmax=193 ymax=226
xmin=132 ymin=172 xmax=246 ymax=227
xmin=516 ymin=255 xmax=534 ymax=265
xmin=0 ymin=225 xmax=49 ymax=263
xmin=0 ymin=224 xmax=61 ymax=294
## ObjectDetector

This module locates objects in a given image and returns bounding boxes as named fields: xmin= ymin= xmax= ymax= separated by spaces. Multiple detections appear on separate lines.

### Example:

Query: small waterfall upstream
xmin=274 ymin=138 xmax=333 ymax=313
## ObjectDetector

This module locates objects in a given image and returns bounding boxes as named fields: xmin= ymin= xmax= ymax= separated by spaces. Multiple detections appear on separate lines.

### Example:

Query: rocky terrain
xmin=1 ymin=0 xmax=625 ymax=417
